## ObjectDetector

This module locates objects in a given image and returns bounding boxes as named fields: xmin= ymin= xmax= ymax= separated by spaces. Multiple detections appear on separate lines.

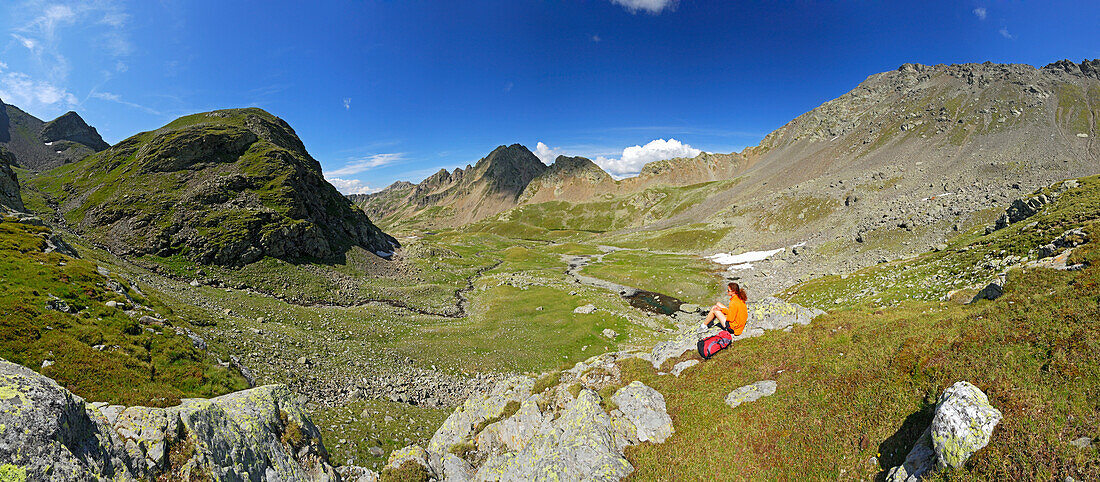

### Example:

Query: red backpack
xmin=697 ymin=329 xmax=733 ymax=359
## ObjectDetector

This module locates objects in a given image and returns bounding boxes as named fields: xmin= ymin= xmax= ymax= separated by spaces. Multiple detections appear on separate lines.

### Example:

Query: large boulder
xmin=0 ymin=359 xmax=145 ymax=480
xmin=426 ymin=376 xmax=534 ymax=472
xmin=930 ymin=381 xmax=1002 ymax=468
xmin=610 ymin=381 xmax=673 ymax=443
xmin=481 ymin=389 xmax=634 ymax=481
xmin=169 ymin=384 xmax=338 ymax=481
xmin=885 ymin=381 xmax=1002 ymax=480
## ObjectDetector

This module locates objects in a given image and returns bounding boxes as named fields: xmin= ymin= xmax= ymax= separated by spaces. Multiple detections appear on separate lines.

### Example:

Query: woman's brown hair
xmin=727 ymin=282 xmax=748 ymax=301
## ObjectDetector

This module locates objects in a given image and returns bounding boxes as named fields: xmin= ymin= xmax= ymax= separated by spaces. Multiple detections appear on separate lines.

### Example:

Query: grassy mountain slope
xmin=0 ymin=216 xmax=248 ymax=406
xmin=613 ymin=174 xmax=1100 ymax=480
xmin=27 ymin=108 xmax=397 ymax=266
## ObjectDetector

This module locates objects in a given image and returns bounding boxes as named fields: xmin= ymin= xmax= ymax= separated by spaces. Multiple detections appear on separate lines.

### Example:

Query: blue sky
xmin=1 ymin=1 xmax=1097 ymax=192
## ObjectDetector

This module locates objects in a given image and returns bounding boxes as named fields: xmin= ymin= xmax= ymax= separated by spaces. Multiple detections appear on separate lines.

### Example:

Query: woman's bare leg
xmin=705 ymin=305 xmax=721 ymax=325
xmin=714 ymin=310 xmax=728 ymax=329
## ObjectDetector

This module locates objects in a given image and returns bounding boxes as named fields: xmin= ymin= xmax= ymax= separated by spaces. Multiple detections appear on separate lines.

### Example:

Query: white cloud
xmin=593 ymin=138 xmax=701 ymax=178
xmin=999 ymin=27 xmax=1013 ymax=39
xmin=326 ymin=178 xmax=380 ymax=195
xmin=327 ymin=153 xmax=405 ymax=177
xmin=504 ymin=81 xmax=514 ymax=92
xmin=591 ymin=34 xmax=601 ymax=42
xmin=343 ymin=97 xmax=351 ymax=110
xmin=972 ymin=7 xmax=987 ymax=20
xmin=534 ymin=142 xmax=565 ymax=165
xmin=609 ymin=0 xmax=677 ymax=14
xmin=0 ymin=70 xmax=78 ymax=107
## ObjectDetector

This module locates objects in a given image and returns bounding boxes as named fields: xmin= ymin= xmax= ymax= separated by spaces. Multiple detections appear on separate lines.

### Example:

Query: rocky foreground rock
xmin=886 ymin=381 xmax=1003 ymax=481
xmin=0 ymin=358 xmax=338 ymax=481
xmin=382 ymin=369 xmax=674 ymax=481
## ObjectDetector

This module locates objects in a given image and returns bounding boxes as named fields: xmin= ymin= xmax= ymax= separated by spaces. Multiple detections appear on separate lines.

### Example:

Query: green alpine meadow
xmin=1 ymin=2 xmax=1099 ymax=481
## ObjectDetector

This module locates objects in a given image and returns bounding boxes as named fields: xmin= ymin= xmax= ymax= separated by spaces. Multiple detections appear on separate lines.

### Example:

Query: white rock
xmin=574 ymin=304 xmax=597 ymax=314
xmin=610 ymin=381 xmax=673 ymax=443
xmin=671 ymin=359 xmax=699 ymax=376
xmin=726 ymin=380 xmax=777 ymax=408
xmin=602 ymin=328 xmax=617 ymax=339
xmin=931 ymin=381 xmax=1002 ymax=468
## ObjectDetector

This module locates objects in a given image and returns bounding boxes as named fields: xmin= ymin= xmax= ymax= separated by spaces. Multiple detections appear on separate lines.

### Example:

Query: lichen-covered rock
xmin=442 ymin=453 xmax=476 ymax=482
xmin=884 ymin=381 xmax=1002 ymax=479
xmin=480 ymin=389 xmax=633 ymax=481
xmin=0 ymin=358 xmax=144 ymax=481
xmin=493 ymin=397 xmax=546 ymax=452
xmin=385 ymin=444 xmax=432 ymax=477
xmin=610 ymin=382 xmax=673 ymax=444
xmin=885 ymin=426 xmax=936 ymax=482
xmin=169 ymin=384 xmax=337 ymax=481
xmin=726 ymin=380 xmax=778 ymax=408
xmin=930 ymin=381 xmax=1002 ymax=469
xmin=670 ymin=360 xmax=699 ymax=377
xmin=427 ymin=376 xmax=533 ymax=471
xmin=112 ymin=406 xmax=177 ymax=472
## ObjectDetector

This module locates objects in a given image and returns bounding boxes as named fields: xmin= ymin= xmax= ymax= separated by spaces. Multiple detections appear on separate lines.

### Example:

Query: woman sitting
xmin=704 ymin=282 xmax=749 ymax=336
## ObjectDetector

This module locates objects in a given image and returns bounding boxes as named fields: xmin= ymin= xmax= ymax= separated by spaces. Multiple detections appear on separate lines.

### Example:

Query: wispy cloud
xmin=343 ymin=97 xmax=351 ymax=110
xmin=972 ymin=7 xmax=987 ymax=20
xmin=326 ymin=178 xmax=380 ymax=195
xmin=327 ymin=153 xmax=405 ymax=177
xmin=533 ymin=142 xmax=566 ymax=165
xmin=999 ymin=27 xmax=1013 ymax=39
xmin=6 ymin=0 xmax=133 ymax=87
xmin=591 ymin=34 xmax=601 ymax=42
xmin=503 ymin=82 xmax=514 ymax=93
xmin=90 ymin=90 xmax=161 ymax=115
xmin=609 ymin=0 xmax=677 ymax=14
xmin=593 ymin=138 xmax=701 ymax=178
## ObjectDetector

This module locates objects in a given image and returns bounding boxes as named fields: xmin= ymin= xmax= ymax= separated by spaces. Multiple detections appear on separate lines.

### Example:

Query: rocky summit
xmin=31 ymin=108 xmax=397 ymax=266
xmin=0 ymin=98 xmax=110 ymax=171
xmin=357 ymin=143 xmax=548 ymax=227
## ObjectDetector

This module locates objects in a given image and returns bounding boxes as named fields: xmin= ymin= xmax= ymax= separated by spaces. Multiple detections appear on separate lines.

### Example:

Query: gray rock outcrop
xmin=886 ymin=381 xmax=1002 ymax=481
xmin=0 ymin=147 xmax=23 ymax=212
xmin=0 ymin=359 xmax=144 ymax=480
xmin=398 ymin=373 xmax=673 ymax=481
xmin=609 ymin=381 xmax=674 ymax=443
xmin=0 ymin=358 xmax=338 ymax=481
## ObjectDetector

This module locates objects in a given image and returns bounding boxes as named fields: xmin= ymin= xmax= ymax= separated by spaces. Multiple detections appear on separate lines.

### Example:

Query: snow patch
xmin=708 ymin=247 xmax=785 ymax=266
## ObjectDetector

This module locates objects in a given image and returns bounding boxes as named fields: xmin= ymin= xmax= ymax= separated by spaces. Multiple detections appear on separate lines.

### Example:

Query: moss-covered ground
xmin=0 ymin=217 xmax=247 ymax=406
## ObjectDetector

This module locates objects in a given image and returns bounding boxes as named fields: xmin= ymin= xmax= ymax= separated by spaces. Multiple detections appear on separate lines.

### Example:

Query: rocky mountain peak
xmin=41 ymin=111 xmax=110 ymax=151
xmin=0 ymin=99 xmax=110 ymax=170
xmin=1042 ymin=58 xmax=1100 ymax=78
xmin=38 ymin=107 xmax=397 ymax=266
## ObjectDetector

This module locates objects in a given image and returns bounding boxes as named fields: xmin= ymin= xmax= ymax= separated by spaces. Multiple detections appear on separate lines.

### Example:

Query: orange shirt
xmin=727 ymin=295 xmax=748 ymax=336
